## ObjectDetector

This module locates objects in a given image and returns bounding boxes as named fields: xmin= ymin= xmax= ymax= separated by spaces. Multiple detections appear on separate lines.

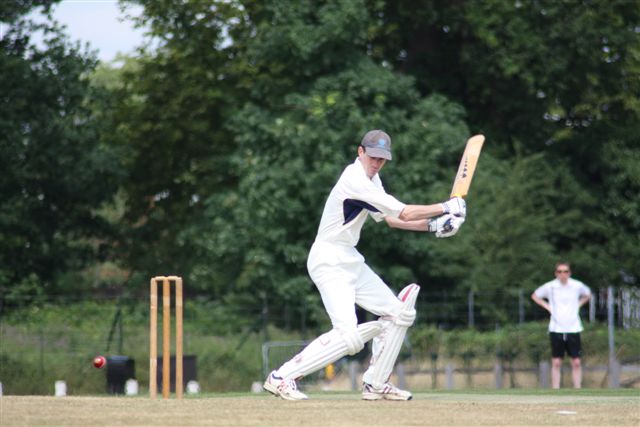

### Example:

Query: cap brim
xmin=364 ymin=147 xmax=392 ymax=160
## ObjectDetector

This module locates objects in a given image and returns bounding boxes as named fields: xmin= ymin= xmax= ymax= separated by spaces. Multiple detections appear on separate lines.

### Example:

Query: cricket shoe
xmin=362 ymin=382 xmax=412 ymax=401
xmin=263 ymin=371 xmax=308 ymax=401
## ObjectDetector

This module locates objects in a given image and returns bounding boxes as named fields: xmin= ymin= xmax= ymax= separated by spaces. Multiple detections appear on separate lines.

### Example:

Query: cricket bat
xmin=450 ymin=134 xmax=485 ymax=198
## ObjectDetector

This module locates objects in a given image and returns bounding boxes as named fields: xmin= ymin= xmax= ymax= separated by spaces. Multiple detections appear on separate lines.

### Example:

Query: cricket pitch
xmin=1 ymin=390 xmax=639 ymax=427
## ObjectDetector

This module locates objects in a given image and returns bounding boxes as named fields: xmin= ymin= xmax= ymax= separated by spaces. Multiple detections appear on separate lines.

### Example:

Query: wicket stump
xmin=149 ymin=276 xmax=183 ymax=399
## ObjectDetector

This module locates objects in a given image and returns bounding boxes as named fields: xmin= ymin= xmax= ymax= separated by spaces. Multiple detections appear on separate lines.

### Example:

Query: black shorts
xmin=549 ymin=332 xmax=582 ymax=358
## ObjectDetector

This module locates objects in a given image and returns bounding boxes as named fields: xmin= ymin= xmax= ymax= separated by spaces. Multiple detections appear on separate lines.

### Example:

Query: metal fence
xmin=255 ymin=286 xmax=640 ymax=333
xmin=260 ymin=286 xmax=640 ymax=391
xmin=1 ymin=286 xmax=638 ymax=395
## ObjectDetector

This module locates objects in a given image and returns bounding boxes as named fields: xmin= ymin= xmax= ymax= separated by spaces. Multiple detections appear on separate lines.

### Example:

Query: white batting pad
xmin=362 ymin=283 xmax=420 ymax=388
xmin=277 ymin=321 xmax=383 ymax=380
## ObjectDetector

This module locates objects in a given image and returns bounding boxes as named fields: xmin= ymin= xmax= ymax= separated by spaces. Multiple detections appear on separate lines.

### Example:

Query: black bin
xmin=106 ymin=355 xmax=135 ymax=394
xmin=156 ymin=355 xmax=197 ymax=393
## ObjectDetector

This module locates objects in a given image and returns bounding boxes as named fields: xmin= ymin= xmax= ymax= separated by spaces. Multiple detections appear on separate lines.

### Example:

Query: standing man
xmin=531 ymin=262 xmax=591 ymax=389
xmin=263 ymin=130 xmax=467 ymax=401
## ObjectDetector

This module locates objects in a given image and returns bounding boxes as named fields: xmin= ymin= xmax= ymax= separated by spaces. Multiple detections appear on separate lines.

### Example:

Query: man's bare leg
xmin=551 ymin=357 xmax=562 ymax=389
xmin=570 ymin=357 xmax=582 ymax=389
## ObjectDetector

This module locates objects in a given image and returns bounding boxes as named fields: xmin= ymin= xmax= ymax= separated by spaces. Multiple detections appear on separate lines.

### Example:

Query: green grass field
xmin=2 ymin=389 xmax=638 ymax=427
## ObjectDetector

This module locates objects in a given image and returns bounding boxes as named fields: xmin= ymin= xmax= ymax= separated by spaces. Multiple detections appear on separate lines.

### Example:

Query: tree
xmin=105 ymin=1 xmax=245 ymax=287
xmin=373 ymin=0 xmax=640 ymax=288
xmin=0 ymin=1 xmax=122 ymax=307
xmin=187 ymin=1 xmax=474 ymax=325
xmin=106 ymin=0 xmax=638 ymax=327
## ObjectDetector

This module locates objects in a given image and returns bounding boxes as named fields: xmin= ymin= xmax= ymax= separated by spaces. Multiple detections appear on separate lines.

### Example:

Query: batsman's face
xmin=358 ymin=147 xmax=386 ymax=178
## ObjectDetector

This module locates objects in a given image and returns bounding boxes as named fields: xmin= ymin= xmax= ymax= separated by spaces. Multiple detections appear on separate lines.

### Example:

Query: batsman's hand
xmin=436 ymin=215 xmax=464 ymax=238
xmin=441 ymin=197 xmax=466 ymax=217
xmin=428 ymin=214 xmax=465 ymax=238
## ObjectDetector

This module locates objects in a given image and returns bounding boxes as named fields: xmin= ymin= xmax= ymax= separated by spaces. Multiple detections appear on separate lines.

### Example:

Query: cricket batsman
xmin=264 ymin=130 xmax=466 ymax=400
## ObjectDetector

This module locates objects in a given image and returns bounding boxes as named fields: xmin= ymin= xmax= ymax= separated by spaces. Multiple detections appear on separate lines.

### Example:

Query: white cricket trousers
xmin=307 ymin=241 xmax=403 ymax=331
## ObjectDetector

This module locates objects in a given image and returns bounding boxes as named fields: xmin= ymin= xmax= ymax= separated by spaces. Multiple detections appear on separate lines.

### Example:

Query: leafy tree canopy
xmin=0 ymin=1 xmax=123 ymax=306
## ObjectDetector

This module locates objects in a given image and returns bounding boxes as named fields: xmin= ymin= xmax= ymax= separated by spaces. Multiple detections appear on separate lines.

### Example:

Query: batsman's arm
xmin=397 ymin=204 xmax=444 ymax=222
xmin=384 ymin=215 xmax=429 ymax=231
xmin=398 ymin=197 xmax=466 ymax=221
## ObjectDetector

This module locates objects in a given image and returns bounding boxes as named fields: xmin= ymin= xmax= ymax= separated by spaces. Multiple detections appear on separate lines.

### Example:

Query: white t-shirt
xmin=534 ymin=278 xmax=591 ymax=333
xmin=314 ymin=158 xmax=406 ymax=247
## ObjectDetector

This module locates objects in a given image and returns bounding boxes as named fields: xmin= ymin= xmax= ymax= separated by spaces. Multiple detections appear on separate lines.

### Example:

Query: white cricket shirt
xmin=534 ymin=278 xmax=591 ymax=333
xmin=314 ymin=158 xmax=406 ymax=247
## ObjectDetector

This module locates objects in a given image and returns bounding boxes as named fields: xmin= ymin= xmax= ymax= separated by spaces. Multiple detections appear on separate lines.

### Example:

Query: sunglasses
xmin=556 ymin=269 xmax=570 ymax=273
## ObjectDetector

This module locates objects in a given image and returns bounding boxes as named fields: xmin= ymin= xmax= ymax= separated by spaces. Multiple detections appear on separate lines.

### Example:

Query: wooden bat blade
xmin=450 ymin=134 xmax=485 ymax=198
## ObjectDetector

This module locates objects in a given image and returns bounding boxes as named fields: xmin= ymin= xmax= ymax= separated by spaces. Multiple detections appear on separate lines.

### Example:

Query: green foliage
xmin=411 ymin=324 xmax=444 ymax=357
xmin=1 ymin=0 xmax=638 ymax=328
xmin=376 ymin=0 xmax=640 ymax=149
xmin=100 ymin=1 xmax=247 ymax=290
xmin=109 ymin=0 xmax=639 ymax=325
xmin=0 ymin=300 xmax=266 ymax=394
xmin=199 ymin=67 xmax=470 ymax=318
xmin=3 ymin=300 xmax=638 ymax=394
xmin=451 ymin=154 xmax=576 ymax=322
xmin=0 ymin=5 xmax=123 ymax=306
xmin=409 ymin=321 xmax=640 ymax=367
xmin=374 ymin=0 xmax=640 ymax=289
xmin=0 ymin=0 xmax=58 ymax=23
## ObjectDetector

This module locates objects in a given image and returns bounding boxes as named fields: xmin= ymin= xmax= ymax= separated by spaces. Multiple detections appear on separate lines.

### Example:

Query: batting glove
xmin=435 ymin=215 xmax=465 ymax=238
xmin=428 ymin=214 xmax=464 ymax=237
xmin=441 ymin=197 xmax=466 ymax=217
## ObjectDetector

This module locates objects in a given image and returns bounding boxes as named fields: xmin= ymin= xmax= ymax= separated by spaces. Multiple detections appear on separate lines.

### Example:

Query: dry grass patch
xmin=1 ymin=390 xmax=638 ymax=427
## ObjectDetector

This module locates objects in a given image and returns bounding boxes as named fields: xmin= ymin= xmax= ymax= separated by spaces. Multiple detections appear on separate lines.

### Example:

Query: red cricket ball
xmin=93 ymin=355 xmax=106 ymax=369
